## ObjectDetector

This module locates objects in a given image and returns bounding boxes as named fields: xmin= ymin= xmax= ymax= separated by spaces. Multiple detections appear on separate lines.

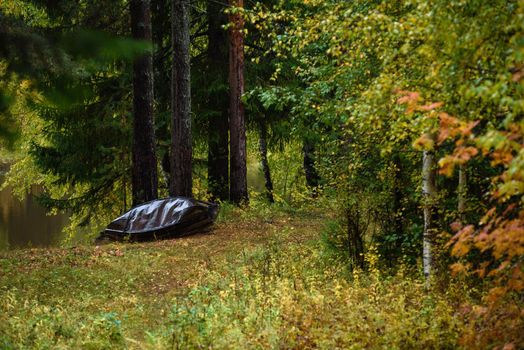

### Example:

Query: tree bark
xmin=207 ymin=0 xmax=229 ymax=201
xmin=422 ymin=134 xmax=438 ymax=282
xmin=392 ymin=154 xmax=404 ymax=250
xmin=346 ymin=207 xmax=365 ymax=269
xmin=170 ymin=0 xmax=192 ymax=197
xmin=258 ymin=119 xmax=274 ymax=203
xmin=130 ymin=0 xmax=158 ymax=206
xmin=303 ymin=140 xmax=320 ymax=193
xmin=458 ymin=163 xmax=467 ymax=224
xmin=229 ymin=0 xmax=248 ymax=205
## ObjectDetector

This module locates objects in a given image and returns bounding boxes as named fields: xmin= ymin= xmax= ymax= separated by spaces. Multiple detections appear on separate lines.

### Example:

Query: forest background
xmin=0 ymin=0 xmax=523 ymax=349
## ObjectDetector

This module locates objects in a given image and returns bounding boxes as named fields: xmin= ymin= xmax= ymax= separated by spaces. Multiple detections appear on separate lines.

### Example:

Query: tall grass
xmin=1 ymin=210 xmax=467 ymax=349
xmin=146 ymin=233 xmax=464 ymax=349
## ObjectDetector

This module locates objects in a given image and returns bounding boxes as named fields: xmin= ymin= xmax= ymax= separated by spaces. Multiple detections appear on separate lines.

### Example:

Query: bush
xmin=148 ymin=234 xmax=463 ymax=349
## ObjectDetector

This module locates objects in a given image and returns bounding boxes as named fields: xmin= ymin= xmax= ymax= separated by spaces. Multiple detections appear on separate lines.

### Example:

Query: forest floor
xmin=0 ymin=205 xmax=465 ymax=349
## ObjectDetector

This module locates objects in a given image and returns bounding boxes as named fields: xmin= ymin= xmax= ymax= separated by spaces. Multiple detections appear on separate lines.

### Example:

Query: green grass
xmin=0 ymin=206 xmax=465 ymax=349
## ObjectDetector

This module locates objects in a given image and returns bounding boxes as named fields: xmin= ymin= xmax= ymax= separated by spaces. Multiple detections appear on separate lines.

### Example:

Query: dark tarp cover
xmin=98 ymin=197 xmax=219 ymax=242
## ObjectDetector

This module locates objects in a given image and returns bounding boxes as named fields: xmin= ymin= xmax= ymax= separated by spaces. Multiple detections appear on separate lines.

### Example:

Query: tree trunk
xmin=130 ymin=0 xmax=158 ymax=206
xmin=303 ymin=140 xmax=320 ymax=194
xmin=346 ymin=207 xmax=365 ymax=270
xmin=458 ymin=163 xmax=467 ymax=224
xmin=207 ymin=0 xmax=229 ymax=201
xmin=228 ymin=0 xmax=248 ymax=205
xmin=258 ymin=119 xmax=274 ymax=203
xmin=422 ymin=134 xmax=438 ymax=282
xmin=170 ymin=0 xmax=192 ymax=197
xmin=392 ymin=154 xmax=404 ymax=250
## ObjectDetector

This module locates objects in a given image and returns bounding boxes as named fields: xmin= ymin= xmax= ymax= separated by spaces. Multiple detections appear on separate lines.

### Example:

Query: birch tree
xmin=422 ymin=133 xmax=437 ymax=281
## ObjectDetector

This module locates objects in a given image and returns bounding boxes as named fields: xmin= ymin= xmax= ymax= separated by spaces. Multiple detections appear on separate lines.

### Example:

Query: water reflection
xmin=0 ymin=179 xmax=68 ymax=250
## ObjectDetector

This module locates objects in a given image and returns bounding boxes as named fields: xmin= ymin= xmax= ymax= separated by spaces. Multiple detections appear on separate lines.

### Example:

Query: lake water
xmin=0 ymin=175 xmax=69 ymax=250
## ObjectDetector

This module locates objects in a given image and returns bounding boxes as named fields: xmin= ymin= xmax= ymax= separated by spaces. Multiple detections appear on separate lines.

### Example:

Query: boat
xmin=97 ymin=197 xmax=219 ymax=243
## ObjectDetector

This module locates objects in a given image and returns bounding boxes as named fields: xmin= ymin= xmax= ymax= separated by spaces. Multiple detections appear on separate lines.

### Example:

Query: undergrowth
xmin=144 ymin=233 xmax=464 ymax=349
xmin=1 ymin=207 xmax=467 ymax=349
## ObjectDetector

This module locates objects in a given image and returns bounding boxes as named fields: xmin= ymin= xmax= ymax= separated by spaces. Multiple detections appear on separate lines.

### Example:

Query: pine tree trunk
xmin=458 ymin=164 xmax=467 ymax=224
xmin=229 ymin=0 xmax=248 ymax=205
xmin=207 ymin=0 xmax=229 ymax=201
xmin=130 ymin=0 xmax=158 ymax=206
xmin=303 ymin=140 xmax=320 ymax=193
xmin=258 ymin=119 xmax=274 ymax=203
xmin=170 ymin=0 xmax=192 ymax=197
xmin=422 ymin=135 xmax=438 ymax=282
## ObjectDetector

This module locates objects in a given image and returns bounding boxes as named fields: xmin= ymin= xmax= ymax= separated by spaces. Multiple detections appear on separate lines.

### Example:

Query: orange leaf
xmin=456 ymin=146 xmax=478 ymax=162
xmin=450 ymin=262 xmax=468 ymax=275
xmin=439 ymin=112 xmax=459 ymax=128
xmin=451 ymin=241 xmax=471 ymax=257
xmin=413 ymin=134 xmax=435 ymax=150
xmin=459 ymin=120 xmax=479 ymax=137
xmin=485 ymin=286 xmax=507 ymax=305
xmin=450 ymin=221 xmax=463 ymax=232
xmin=419 ymin=102 xmax=443 ymax=111
xmin=396 ymin=90 xmax=420 ymax=104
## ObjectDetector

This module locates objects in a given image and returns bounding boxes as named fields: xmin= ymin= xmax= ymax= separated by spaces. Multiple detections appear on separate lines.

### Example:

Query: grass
xmin=0 ymin=205 xmax=466 ymax=349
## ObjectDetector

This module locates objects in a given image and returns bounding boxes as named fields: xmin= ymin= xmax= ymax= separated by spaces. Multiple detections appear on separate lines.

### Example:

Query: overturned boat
xmin=97 ymin=197 xmax=219 ymax=243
